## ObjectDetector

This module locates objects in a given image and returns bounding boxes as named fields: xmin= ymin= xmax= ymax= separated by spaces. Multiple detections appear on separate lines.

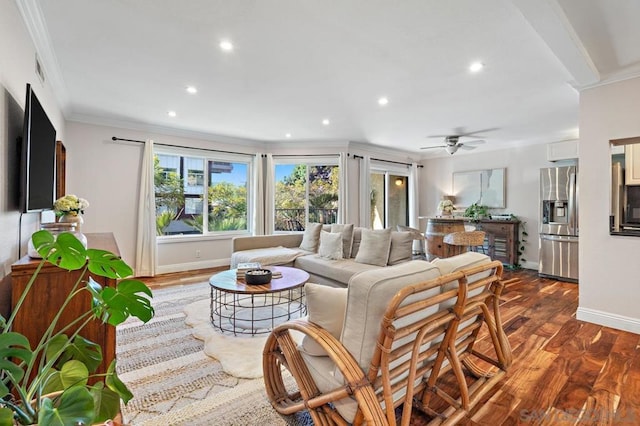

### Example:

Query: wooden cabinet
xmin=11 ymin=233 xmax=119 ymax=380
xmin=625 ymin=143 xmax=640 ymax=185
xmin=469 ymin=219 xmax=520 ymax=267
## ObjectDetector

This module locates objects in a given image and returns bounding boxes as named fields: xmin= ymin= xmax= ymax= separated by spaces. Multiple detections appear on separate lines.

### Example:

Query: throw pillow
xmin=387 ymin=231 xmax=413 ymax=265
xmin=301 ymin=283 xmax=348 ymax=356
xmin=331 ymin=224 xmax=354 ymax=258
xmin=354 ymin=228 xmax=392 ymax=267
xmin=318 ymin=231 xmax=343 ymax=260
xmin=299 ymin=222 xmax=323 ymax=252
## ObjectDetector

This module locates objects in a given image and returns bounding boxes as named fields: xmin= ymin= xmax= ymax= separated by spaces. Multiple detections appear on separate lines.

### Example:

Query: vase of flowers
xmin=437 ymin=199 xmax=455 ymax=216
xmin=54 ymin=194 xmax=89 ymax=232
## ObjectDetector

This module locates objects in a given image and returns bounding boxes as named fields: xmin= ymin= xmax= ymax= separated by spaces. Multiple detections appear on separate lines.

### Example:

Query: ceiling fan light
xmin=445 ymin=145 xmax=458 ymax=155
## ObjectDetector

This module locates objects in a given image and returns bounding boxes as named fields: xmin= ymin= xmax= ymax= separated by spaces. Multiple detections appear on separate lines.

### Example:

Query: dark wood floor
xmin=139 ymin=268 xmax=640 ymax=425
xmin=410 ymin=269 xmax=640 ymax=426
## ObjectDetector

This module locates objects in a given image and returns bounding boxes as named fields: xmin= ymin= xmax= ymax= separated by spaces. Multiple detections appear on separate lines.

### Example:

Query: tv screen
xmin=20 ymin=84 xmax=57 ymax=212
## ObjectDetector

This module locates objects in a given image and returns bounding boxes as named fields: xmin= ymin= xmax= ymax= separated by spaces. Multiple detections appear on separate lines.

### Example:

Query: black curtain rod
xmin=111 ymin=136 xmax=253 ymax=156
xmin=270 ymin=154 xmax=340 ymax=158
xmin=352 ymin=154 xmax=423 ymax=168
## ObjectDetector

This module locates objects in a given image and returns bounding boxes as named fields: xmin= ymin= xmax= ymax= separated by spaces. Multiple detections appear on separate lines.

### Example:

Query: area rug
xmin=116 ymin=281 xmax=311 ymax=425
xmin=184 ymin=295 xmax=304 ymax=379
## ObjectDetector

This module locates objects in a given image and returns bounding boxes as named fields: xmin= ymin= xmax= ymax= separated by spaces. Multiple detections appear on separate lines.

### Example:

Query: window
xmin=370 ymin=168 xmax=409 ymax=230
xmin=274 ymin=159 xmax=339 ymax=231
xmin=154 ymin=152 xmax=250 ymax=236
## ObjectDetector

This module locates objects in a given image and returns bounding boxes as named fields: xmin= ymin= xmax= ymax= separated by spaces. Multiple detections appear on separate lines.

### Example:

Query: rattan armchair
xmin=263 ymin=255 xmax=512 ymax=425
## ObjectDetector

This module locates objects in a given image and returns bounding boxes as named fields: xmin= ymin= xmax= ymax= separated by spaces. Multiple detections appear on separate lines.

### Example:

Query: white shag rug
xmin=184 ymin=299 xmax=303 ymax=379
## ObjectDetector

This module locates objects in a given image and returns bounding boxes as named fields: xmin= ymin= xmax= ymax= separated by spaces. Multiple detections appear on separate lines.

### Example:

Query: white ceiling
xmin=21 ymin=0 xmax=640 ymax=156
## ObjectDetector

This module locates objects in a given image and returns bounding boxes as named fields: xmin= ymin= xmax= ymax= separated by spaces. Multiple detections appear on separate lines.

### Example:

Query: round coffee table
xmin=209 ymin=266 xmax=309 ymax=335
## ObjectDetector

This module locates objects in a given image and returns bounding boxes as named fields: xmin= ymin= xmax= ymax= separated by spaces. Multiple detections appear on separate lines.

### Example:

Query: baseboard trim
xmin=576 ymin=307 xmax=640 ymax=334
xmin=157 ymin=258 xmax=230 ymax=275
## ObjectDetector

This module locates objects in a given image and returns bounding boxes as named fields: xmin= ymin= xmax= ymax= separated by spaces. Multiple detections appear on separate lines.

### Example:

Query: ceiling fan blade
xmin=420 ymin=145 xmax=446 ymax=150
xmin=462 ymin=139 xmax=486 ymax=146
xmin=459 ymin=144 xmax=477 ymax=150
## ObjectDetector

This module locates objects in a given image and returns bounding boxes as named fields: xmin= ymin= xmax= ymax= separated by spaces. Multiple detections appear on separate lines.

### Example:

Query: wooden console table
xmin=425 ymin=218 xmax=520 ymax=267
xmin=11 ymin=233 xmax=119 ymax=380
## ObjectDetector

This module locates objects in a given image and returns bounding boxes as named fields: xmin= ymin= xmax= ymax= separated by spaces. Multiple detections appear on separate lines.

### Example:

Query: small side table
xmin=209 ymin=266 xmax=309 ymax=335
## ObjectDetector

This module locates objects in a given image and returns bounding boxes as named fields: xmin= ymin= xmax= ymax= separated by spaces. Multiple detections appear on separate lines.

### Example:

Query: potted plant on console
xmin=463 ymin=203 xmax=489 ymax=221
xmin=0 ymin=230 xmax=154 ymax=425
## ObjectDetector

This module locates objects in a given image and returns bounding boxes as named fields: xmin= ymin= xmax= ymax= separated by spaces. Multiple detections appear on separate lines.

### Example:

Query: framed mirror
xmin=453 ymin=168 xmax=506 ymax=208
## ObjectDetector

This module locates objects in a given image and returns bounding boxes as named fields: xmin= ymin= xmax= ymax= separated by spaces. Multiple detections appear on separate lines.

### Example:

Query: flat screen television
xmin=20 ymin=83 xmax=57 ymax=212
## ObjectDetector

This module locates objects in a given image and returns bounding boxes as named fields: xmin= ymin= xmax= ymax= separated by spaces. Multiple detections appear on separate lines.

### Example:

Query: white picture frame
xmin=453 ymin=168 xmax=506 ymax=208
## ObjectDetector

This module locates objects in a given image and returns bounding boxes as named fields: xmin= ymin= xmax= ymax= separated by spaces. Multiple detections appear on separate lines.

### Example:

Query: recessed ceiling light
xmin=219 ymin=40 xmax=234 ymax=52
xmin=378 ymin=97 xmax=389 ymax=106
xmin=186 ymin=86 xmax=198 ymax=94
xmin=469 ymin=61 xmax=484 ymax=72
xmin=167 ymin=111 xmax=177 ymax=117
xmin=322 ymin=118 xmax=330 ymax=126
xmin=285 ymin=133 xmax=292 ymax=138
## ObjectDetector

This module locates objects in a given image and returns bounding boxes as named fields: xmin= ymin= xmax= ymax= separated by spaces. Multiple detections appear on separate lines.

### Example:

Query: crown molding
xmin=15 ymin=0 xmax=71 ymax=114
xmin=67 ymin=113 xmax=266 ymax=148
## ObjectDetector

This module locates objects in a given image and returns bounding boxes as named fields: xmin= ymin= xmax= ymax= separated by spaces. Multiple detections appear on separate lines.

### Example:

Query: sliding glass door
xmin=370 ymin=169 xmax=408 ymax=230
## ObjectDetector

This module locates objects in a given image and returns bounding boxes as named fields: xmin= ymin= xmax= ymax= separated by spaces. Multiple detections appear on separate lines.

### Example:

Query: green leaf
xmin=97 ymin=279 xmax=154 ymax=326
xmin=0 ymin=408 xmax=14 ymax=426
xmin=38 ymin=386 xmax=94 ymax=426
xmin=90 ymin=382 xmax=121 ymax=423
xmin=42 ymin=369 xmax=64 ymax=395
xmin=105 ymin=360 xmax=133 ymax=404
xmin=60 ymin=360 xmax=89 ymax=389
xmin=33 ymin=231 xmax=87 ymax=271
xmin=45 ymin=334 xmax=69 ymax=367
xmin=86 ymin=249 xmax=133 ymax=279
xmin=0 ymin=332 xmax=32 ymax=388
xmin=51 ymin=335 xmax=103 ymax=374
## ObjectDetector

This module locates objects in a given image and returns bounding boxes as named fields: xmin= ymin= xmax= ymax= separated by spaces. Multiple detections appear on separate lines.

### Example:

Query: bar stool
xmin=443 ymin=230 xmax=487 ymax=255
xmin=396 ymin=225 xmax=426 ymax=260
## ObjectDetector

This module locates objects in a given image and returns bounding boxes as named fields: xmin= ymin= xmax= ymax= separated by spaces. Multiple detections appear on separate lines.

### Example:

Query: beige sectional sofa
xmin=231 ymin=225 xmax=414 ymax=287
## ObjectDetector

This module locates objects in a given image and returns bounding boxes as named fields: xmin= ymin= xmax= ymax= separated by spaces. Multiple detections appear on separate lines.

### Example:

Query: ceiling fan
xmin=421 ymin=135 xmax=486 ymax=155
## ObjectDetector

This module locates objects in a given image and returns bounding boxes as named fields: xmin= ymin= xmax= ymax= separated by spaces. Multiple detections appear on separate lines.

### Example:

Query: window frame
xmin=370 ymin=162 xmax=410 ymax=229
xmin=154 ymin=147 xmax=253 ymax=240
xmin=272 ymin=156 xmax=340 ymax=233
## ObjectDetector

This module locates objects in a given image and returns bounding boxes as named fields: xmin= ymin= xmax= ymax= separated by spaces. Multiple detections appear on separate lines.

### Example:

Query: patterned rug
xmin=116 ymin=282 xmax=312 ymax=425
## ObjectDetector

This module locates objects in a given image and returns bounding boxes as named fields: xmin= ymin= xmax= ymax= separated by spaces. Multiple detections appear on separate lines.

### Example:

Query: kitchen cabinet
xmin=469 ymin=219 xmax=520 ymax=268
xmin=625 ymin=144 xmax=640 ymax=185
xmin=10 ymin=233 xmax=119 ymax=381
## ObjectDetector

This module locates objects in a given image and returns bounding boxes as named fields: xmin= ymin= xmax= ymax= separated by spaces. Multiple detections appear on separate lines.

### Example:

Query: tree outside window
xmin=274 ymin=163 xmax=339 ymax=231
xmin=154 ymin=154 xmax=249 ymax=236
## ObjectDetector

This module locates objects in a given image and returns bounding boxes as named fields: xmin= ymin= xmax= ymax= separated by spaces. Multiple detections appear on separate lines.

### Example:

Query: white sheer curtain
xmin=263 ymin=154 xmax=275 ymax=234
xmin=409 ymin=162 xmax=420 ymax=229
xmin=135 ymin=139 xmax=157 ymax=277
xmin=338 ymin=152 xmax=349 ymax=224
xmin=358 ymin=155 xmax=371 ymax=228
xmin=252 ymin=153 xmax=265 ymax=235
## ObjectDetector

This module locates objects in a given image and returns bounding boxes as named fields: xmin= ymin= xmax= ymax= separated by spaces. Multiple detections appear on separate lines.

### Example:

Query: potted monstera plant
xmin=0 ymin=230 xmax=154 ymax=425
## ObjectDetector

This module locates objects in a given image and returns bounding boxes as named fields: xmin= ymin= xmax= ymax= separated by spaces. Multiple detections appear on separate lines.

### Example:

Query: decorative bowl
xmin=244 ymin=269 xmax=272 ymax=285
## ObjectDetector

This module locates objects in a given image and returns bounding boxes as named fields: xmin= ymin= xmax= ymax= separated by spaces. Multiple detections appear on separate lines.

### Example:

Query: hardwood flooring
xmin=138 ymin=268 xmax=640 ymax=425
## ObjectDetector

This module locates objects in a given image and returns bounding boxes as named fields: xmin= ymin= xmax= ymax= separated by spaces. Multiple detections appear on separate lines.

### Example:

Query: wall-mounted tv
xmin=20 ymin=83 xmax=57 ymax=212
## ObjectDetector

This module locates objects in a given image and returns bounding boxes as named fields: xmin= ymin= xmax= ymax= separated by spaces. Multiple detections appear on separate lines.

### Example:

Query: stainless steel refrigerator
xmin=539 ymin=166 xmax=579 ymax=282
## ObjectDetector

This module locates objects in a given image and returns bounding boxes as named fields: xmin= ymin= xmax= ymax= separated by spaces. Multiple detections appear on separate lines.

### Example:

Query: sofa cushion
xmin=339 ymin=260 xmax=442 ymax=374
xmin=318 ymin=231 xmax=343 ymax=260
xmin=299 ymin=222 xmax=323 ymax=252
xmin=350 ymin=227 xmax=364 ymax=258
xmin=294 ymin=256 xmax=380 ymax=285
xmin=387 ymin=231 xmax=413 ymax=265
xmin=331 ymin=224 xmax=354 ymax=258
xmin=301 ymin=283 xmax=348 ymax=356
xmin=354 ymin=228 xmax=392 ymax=266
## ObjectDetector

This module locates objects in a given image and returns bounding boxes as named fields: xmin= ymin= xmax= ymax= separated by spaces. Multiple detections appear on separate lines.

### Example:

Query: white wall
xmin=64 ymin=122 xmax=422 ymax=273
xmin=419 ymin=143 xmax=569 ymax=269
xmin=64 ymin=121 xmax=262 ymax=271
xmin=0 ymin=0 xmax=66 ymax=315
xmin=578 ymin=76 xmax=640 ymax=333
